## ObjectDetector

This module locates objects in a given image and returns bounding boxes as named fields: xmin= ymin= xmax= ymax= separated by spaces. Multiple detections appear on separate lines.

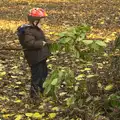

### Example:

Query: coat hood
xmin=17 ymin=24 xmax=31 ymax=36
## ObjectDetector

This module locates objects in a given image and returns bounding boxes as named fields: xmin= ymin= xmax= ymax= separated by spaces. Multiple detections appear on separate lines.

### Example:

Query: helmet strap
xmin=32 ymin=20 xmax=40 ymax=26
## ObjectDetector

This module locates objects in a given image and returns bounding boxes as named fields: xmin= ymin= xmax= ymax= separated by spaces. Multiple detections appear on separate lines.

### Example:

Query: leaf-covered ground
xmin=0 ymin=0 xmax=120 ymax=119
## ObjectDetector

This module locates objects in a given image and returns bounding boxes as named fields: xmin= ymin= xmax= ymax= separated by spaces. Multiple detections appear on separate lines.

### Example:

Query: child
xmin=17 ymin=8 xmax=52 ymax=99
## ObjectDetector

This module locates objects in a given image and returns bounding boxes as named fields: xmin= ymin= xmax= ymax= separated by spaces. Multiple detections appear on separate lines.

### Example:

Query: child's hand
xmin=42 ymin=41 xmax=47 ymax=46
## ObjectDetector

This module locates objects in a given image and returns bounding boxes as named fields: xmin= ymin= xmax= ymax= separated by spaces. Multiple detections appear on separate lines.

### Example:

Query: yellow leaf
xmin=11 ymin=66 xmax=18 ymax=69
xmin=84 ymin=68 xmax=91 ymax=71
xmin=98 ymin=83 xmax=102 ymax=88
xmin=15 ymin=114 xmax=23 ymax=120
xmin=87 ymin=74 xmax=97 ymax=78
xmin=75 ymin=74 xmax=85 ymax=80
xmin=43 ymin=24 xmax=50 ymax=29
xmin=16 ymin=82 xmax=22 ymax=85
xmin=49 ymin=113 xmax=56 ymax=119
xmin=3 ymin=114 xmax=14 ymax=119
xmin=19 ymin=91 xmax=26 ymax=95
xmin=111 ymin=32 xmax=117 ymax=37
xmin=100 ymin=21 xmax=104 ymax=24
xmin=104 ymin=84 xmax=114 ymax=91
xmin=105 ymin=38 xmax=112 ymax=43
xmin=14 ymin=86 xmax=19 ymax=88
xmin=25 ymin=113 xmax=33 ymax=117
xmin=49 ymin=32 xmax=55 ymax=35
xmin=100 ymin=19 xmax=105 ymax=25
xmin=52 ymin=107 xmax=59 ymax=111
xmin=14 ymin=99 xmax=22 ymax=103
xmin=59 ymin=92 xmax=67 ymax=96
xmin=0 ymin=72 xmax=6 ymax=77
xmin=32 ymin=112 xmax=45 ymax=119
xmin=11 ymin=76 xmax=17 ymax=78
xmin=0 ymin=96 xmax=9 ymax=101
xmin=1 ymin=108 xmax=7 ymax=113
xmin=39 ymin=105 xmax=44 ymax=109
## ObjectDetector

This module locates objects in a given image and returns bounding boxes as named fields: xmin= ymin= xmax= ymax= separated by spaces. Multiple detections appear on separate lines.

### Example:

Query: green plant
xmin=45 ymin=24 xmax=107 ymax=100
xmin=108 ymin=94 xmax=120 ymax=109
xmin=50 ymin=24 xmax=107 ymax=60
xmin=44 ymin=24 xmax=108 ymax=119
xmin=43 ymin=67 xmax=75 ymax=99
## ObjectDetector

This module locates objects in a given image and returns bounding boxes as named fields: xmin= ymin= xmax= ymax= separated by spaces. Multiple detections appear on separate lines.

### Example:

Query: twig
xmin=0 ymin=48 xmax=23 ymax=51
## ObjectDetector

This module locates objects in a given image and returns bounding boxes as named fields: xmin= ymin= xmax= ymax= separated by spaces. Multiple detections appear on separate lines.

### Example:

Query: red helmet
xmin=28 ymin=8 xmax=48 ymax=22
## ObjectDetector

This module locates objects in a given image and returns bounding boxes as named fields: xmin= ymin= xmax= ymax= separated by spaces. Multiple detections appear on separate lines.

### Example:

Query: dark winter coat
xmin=17 ymin=24 xmax=51 ymax=66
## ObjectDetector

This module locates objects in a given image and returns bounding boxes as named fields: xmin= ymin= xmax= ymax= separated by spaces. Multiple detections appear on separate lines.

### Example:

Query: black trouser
xmin=30 ymin=59 xmax=48 ymax=97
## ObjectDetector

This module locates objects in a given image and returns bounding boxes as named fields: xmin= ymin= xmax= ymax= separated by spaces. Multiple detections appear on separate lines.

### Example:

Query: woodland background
xmin=0 ymin=0 xmax=120 ymax=120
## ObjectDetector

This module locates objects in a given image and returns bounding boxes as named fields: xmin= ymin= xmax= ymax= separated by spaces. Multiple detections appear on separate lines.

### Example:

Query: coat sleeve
xmin=24 ymin=28 xmax=44 ymax=49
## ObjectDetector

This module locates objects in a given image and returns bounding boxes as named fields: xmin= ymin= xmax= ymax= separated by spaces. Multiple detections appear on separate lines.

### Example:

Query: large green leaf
xmin=90 ymin=42 xmax=100 ymax=50
xmin=58 ymin=71 xmax=64 ymax=80
xmin=43 ymin=77 xmax=53 ymax=88
xmin=82 ymin=40 xmax=93 ymax=45
xmin=67 ymin=32 xmax=76 ymax=38
xmin=74 ymin=49 xmax=80 ymax=58
xmin=43 ymin=69 xmax=58 ymax=88
xmin=95 ymin=40 xmax=107 ymax=47
xmin=51 ymin=78 xmax=58 ymax=85
xmin=58 ymin=32 xmax=67 ymax=37
xmin=80 ymin=33 xmax=86 ymax=40
xmin=59 ymin=37 xmax=72 ymax=44
xmin=76 ymin=37 xmax=83 ymax=42
xmin=44 ymin=85 xmax=52 ymax=94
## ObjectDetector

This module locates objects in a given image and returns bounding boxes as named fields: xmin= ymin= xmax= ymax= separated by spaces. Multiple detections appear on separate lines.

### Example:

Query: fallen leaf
xmin=104 ymin=84 xmax=114 ymax=91
xmin=15 ymin=114 xmax=23 ymax=120
xmin=49 ymin=113 xmax=56 ymax=119
xmin=25 ymin=113 xmax=33 ymax=117
xmin=32 ymin=113 xmax=45 ymax=119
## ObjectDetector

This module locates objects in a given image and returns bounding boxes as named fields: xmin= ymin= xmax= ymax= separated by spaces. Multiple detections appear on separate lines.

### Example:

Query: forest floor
xmin=0 ymin=0 xmax=120 ymax=119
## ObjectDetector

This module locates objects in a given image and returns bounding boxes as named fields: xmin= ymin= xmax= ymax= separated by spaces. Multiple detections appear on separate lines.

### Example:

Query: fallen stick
xmin=0 ymin=48 xmax=23 ymax=50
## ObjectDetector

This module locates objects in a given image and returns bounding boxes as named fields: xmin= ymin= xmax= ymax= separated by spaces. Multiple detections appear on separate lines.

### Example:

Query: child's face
xmin=40 ymin=18 xmax=45 ymax=24
xmin=37 ymin=18 xmax=45 ymax=28
xmin=34 ymin=20 xmax=39 ymax=25
xmin=37 ymin=22 xmax=41 ymax=28
xmin=33 ymin=18 xmax=45 ymax=28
